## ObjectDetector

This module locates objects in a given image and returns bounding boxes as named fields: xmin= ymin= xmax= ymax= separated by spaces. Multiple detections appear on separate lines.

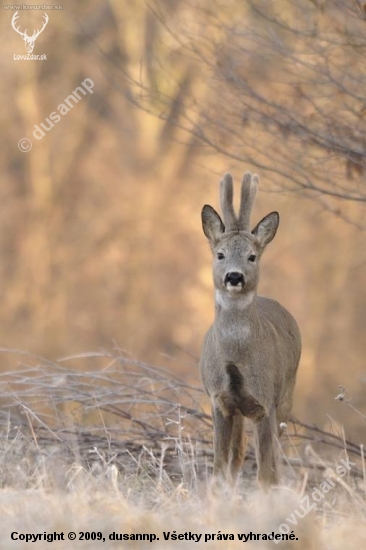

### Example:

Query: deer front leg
xmin=255 ymin=408 xmax=279 ymax=488
xmin=212 ymin=406 xmax=234 ymax=481
xmin=230 ymin=412 xmax=247 ymax=481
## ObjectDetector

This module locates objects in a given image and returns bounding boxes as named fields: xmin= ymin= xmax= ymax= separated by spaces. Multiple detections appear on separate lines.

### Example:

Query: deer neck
xmin=214 ymin=290 xmax=259 ymax=357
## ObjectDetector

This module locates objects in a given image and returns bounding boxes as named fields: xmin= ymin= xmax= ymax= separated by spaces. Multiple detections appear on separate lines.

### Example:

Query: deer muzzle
xmin=224 ymin=271 xmax=245 ymax=290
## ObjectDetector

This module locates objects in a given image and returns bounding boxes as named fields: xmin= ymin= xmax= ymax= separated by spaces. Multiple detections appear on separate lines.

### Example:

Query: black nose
xmin=225 ymin=272 xmax=245 ymax=286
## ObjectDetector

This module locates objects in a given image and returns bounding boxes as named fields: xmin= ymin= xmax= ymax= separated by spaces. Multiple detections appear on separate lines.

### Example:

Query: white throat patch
xmin=215 ymin=289 xmax=255 ymax=310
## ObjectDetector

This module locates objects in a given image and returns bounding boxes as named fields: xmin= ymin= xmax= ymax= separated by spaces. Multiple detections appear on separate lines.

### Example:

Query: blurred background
xmin=0 ymin=0 xmax=365 ymax=437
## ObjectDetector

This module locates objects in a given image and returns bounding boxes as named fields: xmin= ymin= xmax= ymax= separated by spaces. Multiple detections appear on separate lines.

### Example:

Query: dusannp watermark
xmin=18 ymin=78 xmax=94 ymax=152
xmin=274 ymin=455 xmax=355 ymax=544
xmin=18 ymin=138 xmax=32 ymax=152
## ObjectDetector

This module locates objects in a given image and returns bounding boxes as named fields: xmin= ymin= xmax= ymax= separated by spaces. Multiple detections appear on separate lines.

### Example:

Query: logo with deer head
xmin=11 ymin=11 xmax=49 ymax=54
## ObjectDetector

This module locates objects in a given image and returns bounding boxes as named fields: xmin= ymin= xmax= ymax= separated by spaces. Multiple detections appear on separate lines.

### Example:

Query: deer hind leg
xmin=276 ymin=387 xmax=295 ymax=438
xmin=229 ymin=412 xmax=247 ymax=481
xmin=254 ymin=407 xmax=279 ymax=488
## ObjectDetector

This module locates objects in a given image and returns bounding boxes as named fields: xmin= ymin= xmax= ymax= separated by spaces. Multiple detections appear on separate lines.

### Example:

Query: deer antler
xmin=11 ymin=11 xmax=27 ymax=39
xmin=220 ymin=173 xmax=238 ymax=232
xmin=11 ymin=11 xmax=48 ymax=41
xmin=238 ymin=172 xmax=258 ymax=231
xmin=32 ymin=13 xmax=49 ymax=40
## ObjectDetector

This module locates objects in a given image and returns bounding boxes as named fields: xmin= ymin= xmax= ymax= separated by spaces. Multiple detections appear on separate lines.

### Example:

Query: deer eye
xmin=217 ymin=252 xmax=225 ymax=260
xmin=248 ymin=254 xmax=256 ymax=262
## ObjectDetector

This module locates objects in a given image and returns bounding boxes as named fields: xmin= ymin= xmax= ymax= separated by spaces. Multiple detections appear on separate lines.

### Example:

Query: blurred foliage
xmin=0 ymin=0 xmax=365 ymax=438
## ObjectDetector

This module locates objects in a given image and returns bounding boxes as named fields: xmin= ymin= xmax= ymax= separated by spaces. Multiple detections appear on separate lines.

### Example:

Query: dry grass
xmin=0 ymin=349 xmax=365 ymax=549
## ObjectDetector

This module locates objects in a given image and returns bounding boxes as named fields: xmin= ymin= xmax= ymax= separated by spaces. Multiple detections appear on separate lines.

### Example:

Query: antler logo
xmin=11 ymin=11 xmax=49 ymax=54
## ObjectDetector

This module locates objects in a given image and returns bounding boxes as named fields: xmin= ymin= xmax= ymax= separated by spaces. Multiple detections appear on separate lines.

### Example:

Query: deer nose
xmin=225 ymin=272 xmax=245 ymax=286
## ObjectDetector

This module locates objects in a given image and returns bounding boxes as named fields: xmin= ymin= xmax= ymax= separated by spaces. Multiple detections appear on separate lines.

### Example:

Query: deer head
xmin=11 ymin=11 xmax=49 ymax=54
xmin=201 ymin=172 xmax=279 ymax=296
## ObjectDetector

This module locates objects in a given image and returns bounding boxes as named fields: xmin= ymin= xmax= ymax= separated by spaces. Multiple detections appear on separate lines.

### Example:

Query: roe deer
xmin=200 ymin=172 xmax=301 ymax=487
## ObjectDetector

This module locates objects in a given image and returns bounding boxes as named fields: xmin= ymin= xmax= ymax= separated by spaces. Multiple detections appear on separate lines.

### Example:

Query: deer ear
xmin=252 ymin=211 xmax=279 ymax=250
xmin=202 ymin=205 xmax=225 ymax=244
